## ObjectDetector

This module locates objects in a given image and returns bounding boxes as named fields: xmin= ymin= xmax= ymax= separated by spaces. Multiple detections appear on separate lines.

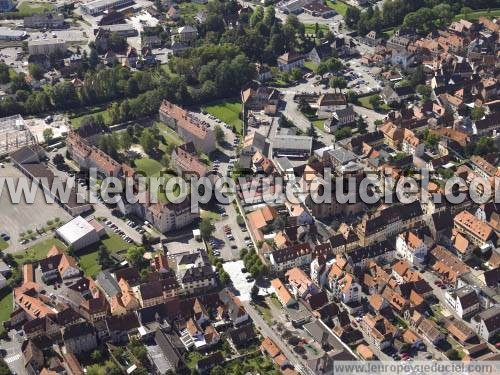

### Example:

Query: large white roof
xmin=56 ymin=216 xmax=95 ymax=244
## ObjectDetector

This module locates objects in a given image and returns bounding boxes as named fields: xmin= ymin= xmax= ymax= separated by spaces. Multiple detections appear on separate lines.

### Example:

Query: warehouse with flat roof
xmin=56 ymin=216 xmax=105 ymax=251
xmin=81 ymin=0 xmax=134 ymax=15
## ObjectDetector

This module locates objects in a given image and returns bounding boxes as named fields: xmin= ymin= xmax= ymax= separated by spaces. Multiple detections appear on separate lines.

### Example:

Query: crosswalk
xmin=4 ymin=353 xmax=21 ymax=364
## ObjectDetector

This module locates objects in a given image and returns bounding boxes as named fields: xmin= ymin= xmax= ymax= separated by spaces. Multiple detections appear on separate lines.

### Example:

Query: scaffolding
xmin=0 ymin=114 xmax=37 ymax=157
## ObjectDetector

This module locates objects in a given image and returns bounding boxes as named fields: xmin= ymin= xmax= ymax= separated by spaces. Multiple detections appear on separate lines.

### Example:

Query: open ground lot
xmin=0 ymin=165 xmax=72 ymax=253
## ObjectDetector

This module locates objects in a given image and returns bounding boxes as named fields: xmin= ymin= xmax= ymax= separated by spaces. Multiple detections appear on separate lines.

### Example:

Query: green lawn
xmin=14 ymin=238 xmax=67 ymax=265
xmin=78 ymin=234 xmax=130 ymax=277
xmin=70 ymin=108 xmax=111 ymax=128
xmin=202 ymin=100 xmax=243 ymax=135
xmin=101 ymin=233 xmax=130 ymax=253
xmin=200 ymin=208 xmax=221 ymax=222
xmin=325 ymin=0 xmax=350 ymax=16
xmin=311 ymin=118 xmax=325 ymax=131
xmin=303 ymin=60 xmax=319 ymax=73
xmin=304 ymin=23 xmax=329 ymax=36
xmin=0 ymin=289 xmax=12 ymax=335
xmin=358 ymin=94 xmax=390 ymax=111
xmin=0 ymin=238 xmax=8 ymax=252
xmin=178 ymin=2 xmax=205 ymax=18
xmin=79 ymin=251 xmax=101 ymax=277
xmin=156 ymin=122 xmax=184 ymax=147
xmin=453 ymin=8 xmax=500 ymax=21
xmin=17 ymin=1 xmax=54 ymax=16
xmin=134 ymin=158 xmax=164 ymax=177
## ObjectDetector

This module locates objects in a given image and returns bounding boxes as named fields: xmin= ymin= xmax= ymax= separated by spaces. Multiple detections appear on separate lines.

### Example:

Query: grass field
xmin=134 ymin=158 xmax=164 ymax=177
xmin=0 ymin=289 xmax=12 ymax=335
xmin=200 ymin=208 xmax=221 ymax=222
xmin=0 ymin=238 xmax=8 ymax=252
xmin=358 ymin=94 xmax=390 ymax=111
xmin=304 ymin=23 xmax=329 ymax=36
xmin=202 ymin=100 xmax=242 ymax=134
xmin=77 ymin=234 xmax=131 ymax=277
xmin=14 ymin=237 xmax=67 ymax=265
xmin=178 ymin=2 xmax=204 ymax=18
xmin=453 ymin=8 xmax=500 ymax=21
xmin=303 ymin=60 xmax=319 ymax=73
xmin=156 ymin=122 xmax=184 ymax=146
xmin=325 ymin=0 xmax=350 ymax=16
xmin=17 ymin=1 xmax=54 ymax=16
xmin=70 ymin=108 xmax=111 ymax=128
xmin=311 ymin=118 xmax=325 ymax=131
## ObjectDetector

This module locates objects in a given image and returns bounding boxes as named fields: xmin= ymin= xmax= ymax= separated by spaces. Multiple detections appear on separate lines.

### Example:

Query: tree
xmin=329 ymin=76 xmax=347 ymax=93
xmin=471 ymin=106 xmax=485 ymax=121
xmin=474 ymin=136 xmax=497 ymax=156
xmin=0 ymin=63 xmax=9 ymax=84
xmin=369 ymin=94 xmax=381 ymax=110
xmin=200 ymin=218 xmax=214 ymax=240
xmin=91 ymin=349 xmax=103 ymax=362
xmin=334 ymin=127 xmax=352 ymax=140
xmin=43 ymin=128 xmax=54 ymax=144
xmin=53 ymin=153 xmax=65 ymax=165
xmin=140 ymin=129 xmax=157 ymax=155
xmin=126 ymin=246 xmax=147 ymax=269
xmin=28 ymin=63 xmax=44 ymax=80
xmin=290 ymin=67 xmax=302 ymax=81
xmin=120 ymin=130 xmax=133 ymax=150
xmin=416 ymin=84 xmax=432 ymax=99
xmin=250 ymin=284 xmax=259 ymax=300
xmin=298 ymin=98 xmax=311 ymax=114
xmin=345 ymin=6 xmax=361 ymax=28
xmin=214 ymin=125 xmax=225 ymax=145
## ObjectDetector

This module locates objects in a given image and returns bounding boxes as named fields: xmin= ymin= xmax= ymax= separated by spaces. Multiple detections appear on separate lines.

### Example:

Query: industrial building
xmin=55 ymin=216 xmax=106 ymax=251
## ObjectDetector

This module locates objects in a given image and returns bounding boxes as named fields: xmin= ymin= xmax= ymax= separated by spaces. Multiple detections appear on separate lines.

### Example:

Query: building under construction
xmin=0 ymin=114 xmax=37 ymax=157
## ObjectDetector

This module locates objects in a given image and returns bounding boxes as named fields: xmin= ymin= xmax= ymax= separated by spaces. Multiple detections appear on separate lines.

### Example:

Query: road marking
xmin=4 ymin=353 xmax=21 ymax=364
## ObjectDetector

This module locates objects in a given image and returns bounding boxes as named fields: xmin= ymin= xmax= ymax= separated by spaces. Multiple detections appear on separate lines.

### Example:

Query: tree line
xmin=345 ymin=0 xmax=494 ymax=36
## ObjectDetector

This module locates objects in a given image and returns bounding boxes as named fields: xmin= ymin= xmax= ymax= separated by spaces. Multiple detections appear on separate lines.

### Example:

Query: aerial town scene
xmin=0 ymin=0 xmax=498 ymax=373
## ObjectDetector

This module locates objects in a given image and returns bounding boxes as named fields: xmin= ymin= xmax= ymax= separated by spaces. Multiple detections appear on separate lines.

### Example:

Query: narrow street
xmin=242 ymin=301 xmax=316 ymax=375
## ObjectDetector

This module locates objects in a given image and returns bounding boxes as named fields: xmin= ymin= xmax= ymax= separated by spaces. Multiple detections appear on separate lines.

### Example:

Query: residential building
xmin=472 ymin=306 xmax=500 ymax=341
xmin=360 ymin=313 xmax=397 ymax=350
xmin=271 ymin=278 xmax=296 ymax=307
xmin=381 ymin=86 xmax=416 ymax=104
xmin=395 ymin=231 xmax=432 ymax=265
xmin=28 ymin=39 xmax=67 ymax=56
xmin=285 ymin=267 xmax=319 ymax=299
xmin=159 ymin=101 xmax=216 ymax=154
xmin=271 ymin=134 xmax=313 ymax=158
xmin=24 ymin=13 xmax=64 ymax=28
xmin=270 ymin=243 xmax=312 ymax=272
xmin=445 ymin=286 xmax=481 ymax=319
xmin=454 ymin=210 xmax=494 ymax=249
xmin=277 ymin=52 xmax=305 ymax=72
xmin=62 ymin=322 xmax=97 ymax=354
xmin=171 ymin=142 xmax=208 ymax=178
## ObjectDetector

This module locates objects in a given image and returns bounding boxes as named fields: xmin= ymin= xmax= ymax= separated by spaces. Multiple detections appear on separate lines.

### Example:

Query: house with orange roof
xmin=285 ymin=202 xmax=313 ymax=226
xmin=356 ymin=344 xmax=376 ymax=360
xmin=171 ymin=142 xmax=208 ymax=178
xmin=360 ymin=313 xmax=397 ymax=350
xmin=396 ymin=231 xmax=432 ymax=266
xmin=260 ymin=337 xmax=290 ymax=369
xmin=454 ymin=210 xmax=494 ymax=249
xmin=271 ymin=278 xmax=296 ymax=307
xmin=285 ymin=267 xmax=319 ymax=299
xmin=430 ymin=246 xmax=470 ymax=282
xmin=159 ymin=100 xmax=216 ymax=154
xmin=246 ymin=205 xmax=278 ymax=242
xmin=451 ymin=229 xmax=473 ymax=260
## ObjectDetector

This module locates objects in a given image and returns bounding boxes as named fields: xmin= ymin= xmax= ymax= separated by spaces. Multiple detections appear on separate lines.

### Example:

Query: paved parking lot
xmin=0 ymin=164 xmax=72 ymax=253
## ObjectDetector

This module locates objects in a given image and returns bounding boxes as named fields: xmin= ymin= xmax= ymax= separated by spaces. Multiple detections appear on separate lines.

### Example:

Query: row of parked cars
xmin=125 ymin=219 xmax=146 ymax=234
xmin=104 ymin=220 xmax=133 ymax=243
